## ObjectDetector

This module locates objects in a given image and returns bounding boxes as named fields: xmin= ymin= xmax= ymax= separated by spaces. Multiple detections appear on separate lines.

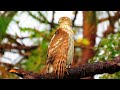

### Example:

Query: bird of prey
xmin=46 ymin=17 xmax=74 ymax=78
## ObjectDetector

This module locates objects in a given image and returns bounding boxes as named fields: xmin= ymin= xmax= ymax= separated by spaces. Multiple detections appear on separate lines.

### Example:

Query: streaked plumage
xmin=46 ymin=17 xmax=74 ymax=78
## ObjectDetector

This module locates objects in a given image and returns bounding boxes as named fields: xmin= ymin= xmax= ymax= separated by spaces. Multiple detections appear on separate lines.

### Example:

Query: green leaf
xmin=89 ymin=32 xmax=120 ymax=79
xmin=0 ymin=15 xmax=16 ymax=42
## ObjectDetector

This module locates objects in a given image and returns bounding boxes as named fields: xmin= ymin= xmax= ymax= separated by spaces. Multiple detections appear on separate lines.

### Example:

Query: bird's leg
xmin=65 ymin=64 xmax=71 ymax=76
xmin=65 ymin=68 xmax=69 ymax=75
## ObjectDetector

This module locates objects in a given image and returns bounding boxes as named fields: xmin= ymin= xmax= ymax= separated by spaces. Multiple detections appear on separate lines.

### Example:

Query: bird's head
xmin=58 ymin=17 xmax=72 ymax=26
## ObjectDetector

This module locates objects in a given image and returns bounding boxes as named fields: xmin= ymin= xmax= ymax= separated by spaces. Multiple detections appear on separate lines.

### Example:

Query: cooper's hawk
xmin=46 ymin=17 xmax=74 ymax=78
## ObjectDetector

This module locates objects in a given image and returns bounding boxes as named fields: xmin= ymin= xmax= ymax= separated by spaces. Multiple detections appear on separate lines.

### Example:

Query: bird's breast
xmin=66 ymin=30 xmax=74 ymax=68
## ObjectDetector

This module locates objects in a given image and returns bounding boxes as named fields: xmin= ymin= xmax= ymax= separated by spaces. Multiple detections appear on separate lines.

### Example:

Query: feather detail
xmin=53 ymin=55 xmax=67 ymax=78
xmin=46 ymin=17 xmax=74 ymax=78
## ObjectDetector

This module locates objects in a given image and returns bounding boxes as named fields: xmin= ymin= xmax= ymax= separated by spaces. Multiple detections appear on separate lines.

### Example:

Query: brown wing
xmin=47 ymin=28 xmax=69 ymax=64
xmin=46 ymin=28 xmax=69 ymax=78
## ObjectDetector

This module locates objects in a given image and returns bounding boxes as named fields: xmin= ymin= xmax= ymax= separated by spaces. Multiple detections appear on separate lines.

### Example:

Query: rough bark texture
xmin=9 ymin=56 xmax=120 ymax=79
xmin=78 ymin=11 xmax=97 ymax=66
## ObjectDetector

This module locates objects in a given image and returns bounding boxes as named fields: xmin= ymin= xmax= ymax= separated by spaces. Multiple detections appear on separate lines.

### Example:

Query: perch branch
xmin=9 ymin=56 xmax=120 ymax=79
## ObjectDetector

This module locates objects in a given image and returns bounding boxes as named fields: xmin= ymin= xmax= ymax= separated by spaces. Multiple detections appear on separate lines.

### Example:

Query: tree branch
xmin=98 ymin=11 xmax=120 ymax=23
xmin=107 ymin=11 xmax=114 ymax=27
xmin=38 ymin=11 xmax=49 ymax=24
xmin=6 ymin=34 xmax=22 ymax=46
xmin=72 ymin=11 xmax=78 ymax=27
xmin=28 ymin=11 xmax=51 ymax=25
xmin=28 ymin=11 xmax=83 ymax=29
xmin=0 ymin=44 xmax=38 ymax=51
xmin=51 ymin=11 xmax=55 ymax=24
xmin=50 ymin=11 xmax=55 ymax=30
xmin=102 ymin=11 xmax=119 ymax=37
xmin=8 ymin=56 xmax=120 ymax=79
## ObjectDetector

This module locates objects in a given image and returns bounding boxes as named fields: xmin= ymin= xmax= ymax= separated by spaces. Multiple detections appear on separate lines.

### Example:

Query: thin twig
xmin=38 ymin=11 xmax=49 ymax=24
xmin=28 ymin=11 xmax=82 ymax=29
xmin=50 ymin=11 xmax=55 ymax=30
xmin=107 ymin=11 xmax=114 ymax=27
xmin=72 ymin=11 xmax=78 ymax=27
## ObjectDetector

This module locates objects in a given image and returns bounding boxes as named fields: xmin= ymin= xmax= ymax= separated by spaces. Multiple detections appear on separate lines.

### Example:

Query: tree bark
xmin=9 ymin=56 xmax=120 ymax=79
xmin=78 ymin=11 xmax=97 ymax=66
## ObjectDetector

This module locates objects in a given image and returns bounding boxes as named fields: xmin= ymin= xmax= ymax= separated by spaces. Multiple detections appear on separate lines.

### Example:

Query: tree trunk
xmin=78 ymin=11 xmax=97 ymax=66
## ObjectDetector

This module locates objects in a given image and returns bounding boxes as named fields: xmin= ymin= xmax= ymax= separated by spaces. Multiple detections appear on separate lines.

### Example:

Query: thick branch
xmin=9 ymin=56 xmax=120 ymax=79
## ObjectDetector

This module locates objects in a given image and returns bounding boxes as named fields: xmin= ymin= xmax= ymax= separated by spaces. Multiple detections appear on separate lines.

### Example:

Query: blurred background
xmin=0 ymin=11 xmax=120 ymax=79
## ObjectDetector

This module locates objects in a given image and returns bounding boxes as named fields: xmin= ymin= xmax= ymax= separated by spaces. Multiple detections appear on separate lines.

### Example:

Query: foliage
xmin=0 ymin=11 xmax=120 ymax=79
xmin=0 ymin=12 xmax=17 ymax=78
xmin=0 ymin=16 xmax=14 ymax=43
xmin=89 ymin=32 xmax=120 ymax=79
xmin=19 ymin=26 xmax=56 ymax=72
xmin=21 ymin=47 xmax=46 ymax=72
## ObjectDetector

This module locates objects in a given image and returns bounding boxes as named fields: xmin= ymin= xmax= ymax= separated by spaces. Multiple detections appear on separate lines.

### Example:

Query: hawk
xmin=46 ymin=17 xmax=74 ymax=78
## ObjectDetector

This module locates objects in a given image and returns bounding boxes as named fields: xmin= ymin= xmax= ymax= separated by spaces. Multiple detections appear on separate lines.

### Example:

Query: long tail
xmin=53 ymin=59 xmax=66 ymax=79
